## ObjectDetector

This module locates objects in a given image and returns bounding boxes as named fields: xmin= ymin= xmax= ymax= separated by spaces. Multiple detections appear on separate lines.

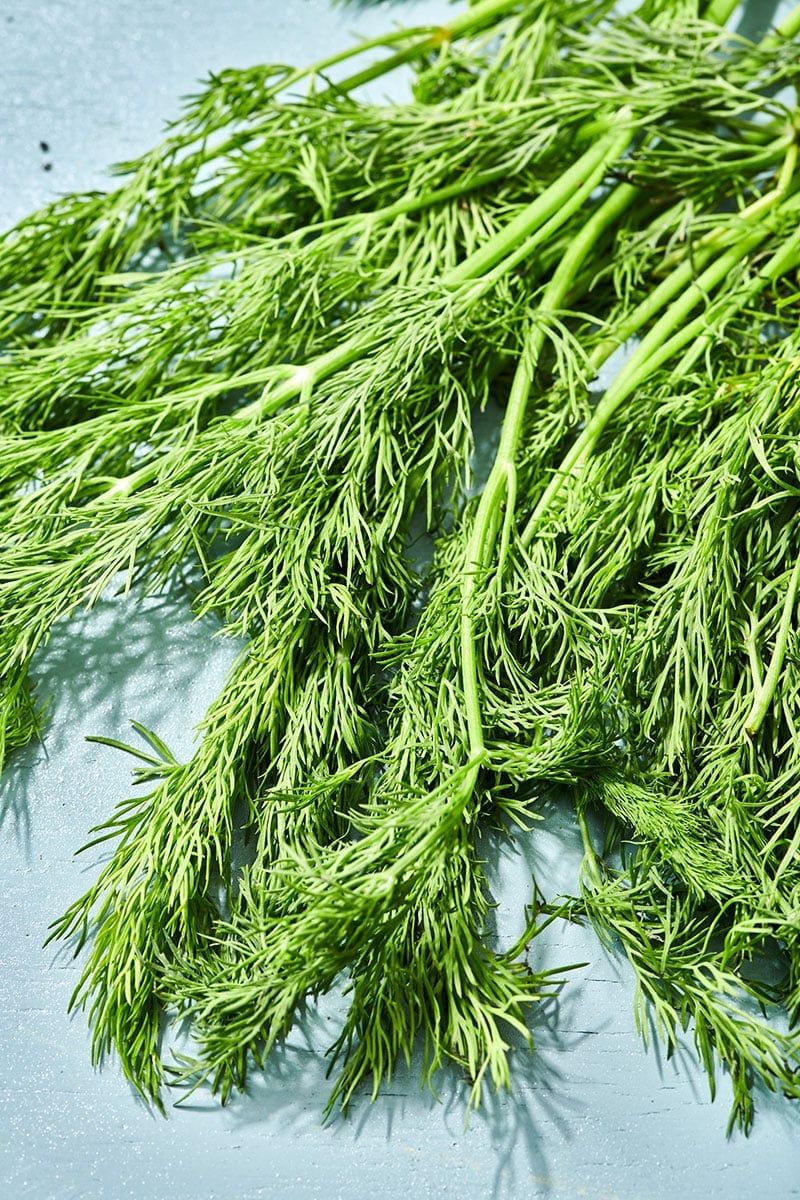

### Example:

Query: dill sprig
xmin=3 ymin=0 xmax=800 ymax=1132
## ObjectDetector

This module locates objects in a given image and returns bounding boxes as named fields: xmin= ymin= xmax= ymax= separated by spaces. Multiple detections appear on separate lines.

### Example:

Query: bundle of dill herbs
xmin=3 ymin=0 xmax=800 ymax=1133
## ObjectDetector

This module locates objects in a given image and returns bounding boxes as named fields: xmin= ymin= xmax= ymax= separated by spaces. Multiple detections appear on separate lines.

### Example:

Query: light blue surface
xmin=2 ymin=3 xmax=800 ymax=1198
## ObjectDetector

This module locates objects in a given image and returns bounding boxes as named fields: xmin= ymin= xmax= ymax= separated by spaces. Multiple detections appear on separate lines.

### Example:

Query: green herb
xmin=4 ymin=0 xmax=800 ymax=1132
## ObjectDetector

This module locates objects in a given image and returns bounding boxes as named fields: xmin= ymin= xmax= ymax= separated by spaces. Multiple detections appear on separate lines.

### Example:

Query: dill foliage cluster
xmin=4 ymin=0 xmax=800 ymax=1131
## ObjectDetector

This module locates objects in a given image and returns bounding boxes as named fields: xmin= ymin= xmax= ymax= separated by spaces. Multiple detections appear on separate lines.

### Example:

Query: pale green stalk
xmin=763 ymin=0 xmax=800 ymax=44
xmin=587 ymin=134 xmax=799 ymax=370
xmin=702 ymin=0 xmax=741 ymax=24
xmin=325 ymin=0 xmax=525 ymax=94
xmin=521 ymin=216 xmax=800 ymax=547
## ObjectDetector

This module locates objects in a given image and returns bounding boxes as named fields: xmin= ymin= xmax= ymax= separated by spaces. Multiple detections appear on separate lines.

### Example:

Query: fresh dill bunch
xmin=4 ymin=0 xmax=800 ymax=1135
xmin=133 ymin=181 xmax=800 ymax=1118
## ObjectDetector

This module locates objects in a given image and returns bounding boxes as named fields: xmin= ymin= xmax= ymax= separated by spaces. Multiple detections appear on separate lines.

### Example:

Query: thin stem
xmin=745 ymin=615 xmax=764 ymax=696
xmin=459 ymin=182 xmax=639 ymax=779
xmin=368 ymin=164 xmax=530 ymax=224
xmin=248 ymin=0 xmax=523 ymax=103
xmin=744 ymin=555 xmax=800 ymax=736
xmin=587 ymin=242 xmax=724 ymax=372
xmin=102 ymin=120 xmax=633 ymax=503
xmin=671 ymin=203 xmax=800 ymax=377
xmin=738 ymin=133 xmax=798 ymax=222
xmin=269 ymin=28 xmax=438 ymax=98
xmin=578 ymin=809 xmax=605 ymax=888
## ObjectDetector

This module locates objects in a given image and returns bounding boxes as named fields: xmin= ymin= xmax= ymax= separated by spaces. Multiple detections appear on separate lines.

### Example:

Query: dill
xmin=3 ymin=0 xmax=800 ymax=1132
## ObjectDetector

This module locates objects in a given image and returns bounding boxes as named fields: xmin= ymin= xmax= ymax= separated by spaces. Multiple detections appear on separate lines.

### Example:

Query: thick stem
xmin=764 ymin=0 xmax=800 ymax=45
xmin=588 ymin=134 xmax=798 ymax=371
xmin=702 ymin=0 xmax=741 ymax=25
xmin=707 ymin=0 xmax=800 ymax=35
xmin=520 ymin=216 xmax=800 ymax=547
xmin=445 ymin=110 xmax=634 ymax=287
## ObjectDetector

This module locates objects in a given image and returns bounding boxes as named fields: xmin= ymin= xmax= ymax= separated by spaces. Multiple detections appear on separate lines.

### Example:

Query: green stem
xmin=577 ymin=809 xmax=605 ymax=888
xmin=445 ymin=110 xmax=634 ymax=287
xmin=671 ymin=209 xmax=800 ymax=377
xmin=288 ymin=151 xmax=568 ymax=252
xmin=323 ymin=0 xmax=524 ymax=95
xmin=247 ymin=0 xmax=523 ymax=104
xmin=702 ymin=0 xmax=741 ymax=25
xmin=367 ymin=164 xmax=528 ymax=225
xmin=267 ymin=28 xmax=439 ymax=99
xmin=764 ymin=0 xmax=800 ymax=45
xmin=588 ymin=135 xmax=798 ymax=371
xmin=459 ymin=182 xmax=639 ymax=778
xmin=706 ymin=0 xmax=800 ymax=36
xmin=520 ymin=215 xmax=800 ymax=547
xmin=744 ymin=555 xmax=800 ymax=736
xmin=587 ymin=243 xmax=722 ymax=373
